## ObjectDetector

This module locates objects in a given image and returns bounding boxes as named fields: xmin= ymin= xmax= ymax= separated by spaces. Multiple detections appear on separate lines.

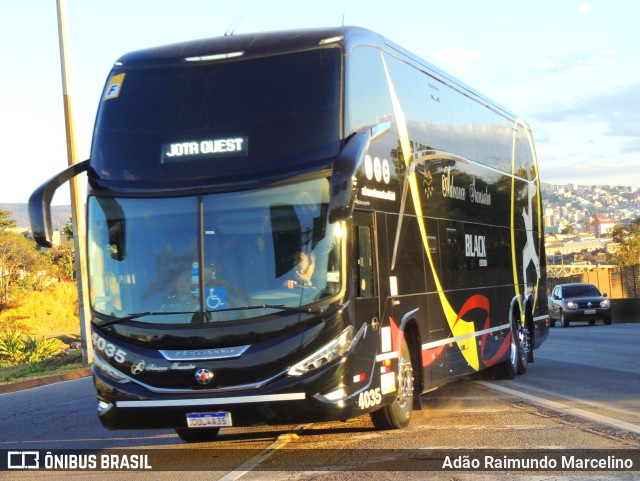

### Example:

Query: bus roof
xmin=115 ymin=26 xmax=368 ymax=66
xmin=115 ymin=26 xmax=518 ymax=119
xmin=114 ymin=26 xmax=519 ymax=122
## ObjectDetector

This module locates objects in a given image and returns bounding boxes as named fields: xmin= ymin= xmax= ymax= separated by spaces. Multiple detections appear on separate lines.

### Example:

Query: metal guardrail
xmin=546 ymin=264 xmax=640 ymax=299
xmin=546 ymin=264 xmax=617 ymax=278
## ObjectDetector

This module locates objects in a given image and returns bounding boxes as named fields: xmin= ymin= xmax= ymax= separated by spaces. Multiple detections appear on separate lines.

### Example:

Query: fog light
xmin=314 ymin=385 xmax=348 ymax=407
xmin=323 ymin=386 xmax=347 ymax=401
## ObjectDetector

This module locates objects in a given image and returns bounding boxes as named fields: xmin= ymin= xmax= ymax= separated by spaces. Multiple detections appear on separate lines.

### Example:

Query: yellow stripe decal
xmin=381 ymin=53 xmax=480 ymax=371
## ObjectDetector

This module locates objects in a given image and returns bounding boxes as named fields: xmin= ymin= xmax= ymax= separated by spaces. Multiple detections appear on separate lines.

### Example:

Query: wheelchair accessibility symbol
xmin=206 ymin=287 xmax=226 ymax=310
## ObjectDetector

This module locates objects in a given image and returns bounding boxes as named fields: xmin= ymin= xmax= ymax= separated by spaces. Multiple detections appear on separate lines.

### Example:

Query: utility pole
xmin=56 ymin=0 xmax=93 ymax=364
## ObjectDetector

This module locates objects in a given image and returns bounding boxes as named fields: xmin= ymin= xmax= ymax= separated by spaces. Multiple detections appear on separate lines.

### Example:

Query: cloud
xmin=538 ymin=149 xmax=640 ymax=187
xmin=530 ymin=84 xmax=640 ymax=138
xmin=620 ymin=139 xmax=640 ymax=153
xmin=427 ymin=48 xmax=483 ymax=75
xmin=538 ymin=59 xmax=556 ymax=71
xmin=579 ymin=3 xmax=596 ymax=14
xmin=537 ymin=51 xmax=616 ymax=74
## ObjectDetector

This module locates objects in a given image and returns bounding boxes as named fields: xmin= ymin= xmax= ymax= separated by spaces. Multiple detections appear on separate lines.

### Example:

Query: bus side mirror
xmin=29 ymin=160 xmax=89 ymax=248
xmin=328 ymin=122 xmax=389 ymax=224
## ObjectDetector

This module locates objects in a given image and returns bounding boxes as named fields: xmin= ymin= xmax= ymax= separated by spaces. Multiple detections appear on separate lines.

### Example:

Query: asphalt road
xmin=1 ymin=323 xmax=639 ymax=480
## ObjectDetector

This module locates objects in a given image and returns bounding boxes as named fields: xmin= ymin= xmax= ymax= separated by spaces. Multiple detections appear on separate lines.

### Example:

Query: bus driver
xmin=285 ymin=251 xmax=316 ymax=289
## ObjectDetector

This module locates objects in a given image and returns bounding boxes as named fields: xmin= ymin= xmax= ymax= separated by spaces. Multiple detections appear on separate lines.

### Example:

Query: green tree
xmin=0 ymin=231 xmax=51 ymax=305
xmin=0 ymin=210 xmax=17 ymax=231
xmin=610 ymin=219 xmax=640 ymax=266
xmin=44 ymin=243 xmax=76 ymax=280
xmin=63 ymin=217 xmax=74 ymax=241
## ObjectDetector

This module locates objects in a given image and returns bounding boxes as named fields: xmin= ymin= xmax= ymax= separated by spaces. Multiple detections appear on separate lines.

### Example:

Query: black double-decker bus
xmin=30 ymin=27 xmax=548 ymax=442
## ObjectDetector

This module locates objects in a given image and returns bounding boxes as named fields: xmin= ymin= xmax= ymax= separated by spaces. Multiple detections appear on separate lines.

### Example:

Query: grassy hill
xmin=0 ymin=282 xmax=83 ymax=381
xmin=1 ymin=203 xmax=72 ymax=230
xmin=0 ymin=282 xmax=80 ymax=337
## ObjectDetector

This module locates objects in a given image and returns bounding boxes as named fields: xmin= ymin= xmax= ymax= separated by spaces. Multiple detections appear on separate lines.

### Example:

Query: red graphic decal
xmin=481 ymin=331 xmax=512 ymax=367
xmin=388 ymin=316 xmax=404 ymax=353
xmin=422 ymin=343 xmax=447 ymax=366
xmin=451 ymin=294 xmax=510 ymax=367
xmin=464 ymin=294 xmax=511 ymax=367
xmin=419 ymin=295 xmax=490 ymax=367
xmin=453 ymin=294 xmax=490 ymax=328
xmin=404 ymin=294 xmax=510 ymax=369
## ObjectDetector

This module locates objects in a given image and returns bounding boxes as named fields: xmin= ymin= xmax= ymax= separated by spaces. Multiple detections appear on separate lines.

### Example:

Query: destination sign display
xmin=161 ymin=137 xmax=248 ymax=163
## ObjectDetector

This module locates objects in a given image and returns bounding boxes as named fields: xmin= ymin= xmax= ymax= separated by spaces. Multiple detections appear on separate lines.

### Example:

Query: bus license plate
xmin=186 ymin=412 xmax=232 ymax=428
xmin=584 ymin=309 xmax=596 ymax=315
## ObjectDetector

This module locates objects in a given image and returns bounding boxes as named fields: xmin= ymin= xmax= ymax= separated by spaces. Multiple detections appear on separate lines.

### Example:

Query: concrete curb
xmin=0 ymin=367 xmax=92 ymax=395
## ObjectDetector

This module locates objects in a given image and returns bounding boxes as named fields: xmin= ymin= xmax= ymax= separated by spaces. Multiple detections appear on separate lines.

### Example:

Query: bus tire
xmin=492 ymin=317 xmax=520 ymax=380
xmin=525 ymin=305 xmax=534 ymax=364
xmin=516 ymin=322 xmax=528 ymax=375
xmin=370 ymin=337 xmax=414 ymax=429
xmin=175 ymin=427 xmax=220 ymax=443
xmin=517 ymin=312 xmax=531 ymax=374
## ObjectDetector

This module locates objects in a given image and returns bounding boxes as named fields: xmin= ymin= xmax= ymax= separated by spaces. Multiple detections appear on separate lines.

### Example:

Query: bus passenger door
xmin=352 ymin=212 xmax=379 ymax=331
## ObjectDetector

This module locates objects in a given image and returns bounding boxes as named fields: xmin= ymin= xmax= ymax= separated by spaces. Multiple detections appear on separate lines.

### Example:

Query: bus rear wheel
xmin=370 ymin=337 xmax=414 ymax=430
xmin=492 ymin=317 xmax=521 ymax=380
xmin=175 ymin=427 xmax=220 ymax=443
xmin=516 ymin=320 xmax=529 ymax=375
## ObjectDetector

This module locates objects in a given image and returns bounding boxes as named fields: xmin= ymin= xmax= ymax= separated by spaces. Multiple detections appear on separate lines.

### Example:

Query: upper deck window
xmin=91 ymin=48 xmax=342 ymax=185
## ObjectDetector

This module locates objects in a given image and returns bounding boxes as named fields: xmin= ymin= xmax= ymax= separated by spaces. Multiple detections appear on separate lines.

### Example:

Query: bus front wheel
xmin=370 ymin=337 xmax=414 ymax=430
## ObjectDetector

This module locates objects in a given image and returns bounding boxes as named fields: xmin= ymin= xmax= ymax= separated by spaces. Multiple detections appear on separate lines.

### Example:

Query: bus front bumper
xmin=93 ymin=355 xmax=396 ymax=430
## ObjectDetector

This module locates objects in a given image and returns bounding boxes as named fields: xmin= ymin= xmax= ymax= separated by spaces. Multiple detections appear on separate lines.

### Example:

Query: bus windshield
xmin=88 ymin=178 xmax=343 ymax=324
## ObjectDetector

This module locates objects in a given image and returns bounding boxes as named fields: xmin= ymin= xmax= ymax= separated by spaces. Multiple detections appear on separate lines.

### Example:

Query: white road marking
xmin=477 ymin=381 xmax=640 ymax=436
xmin=217 ymin=424 xmax=311 ymax=481
xmin=505 ymin=382 xmax=640 ymax=420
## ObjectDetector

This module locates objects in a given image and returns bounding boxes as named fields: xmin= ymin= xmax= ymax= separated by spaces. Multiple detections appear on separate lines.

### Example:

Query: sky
xmin=1 ymin=0 xmax=639 ymax=205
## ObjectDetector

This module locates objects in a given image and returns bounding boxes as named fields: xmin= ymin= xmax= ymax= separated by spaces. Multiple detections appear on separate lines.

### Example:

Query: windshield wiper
xmin=97 ymin=304 xmax=323 ymax=327
xmin=96 ymin=311 xmax=198 ymax=327
xmin=208 ymin=304 xmax=324 ymax=315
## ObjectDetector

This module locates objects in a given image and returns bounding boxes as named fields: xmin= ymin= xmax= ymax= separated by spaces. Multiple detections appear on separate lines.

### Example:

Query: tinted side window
xmin=347 ymin=46 xmax=393 ymax=132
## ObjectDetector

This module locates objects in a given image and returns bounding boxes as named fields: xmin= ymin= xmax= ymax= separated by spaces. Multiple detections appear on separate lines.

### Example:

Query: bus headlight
xmin=93 ymin=354 xmax=130 ymax=384
xmin=288 ymin=326 xmax=353 ymax=376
